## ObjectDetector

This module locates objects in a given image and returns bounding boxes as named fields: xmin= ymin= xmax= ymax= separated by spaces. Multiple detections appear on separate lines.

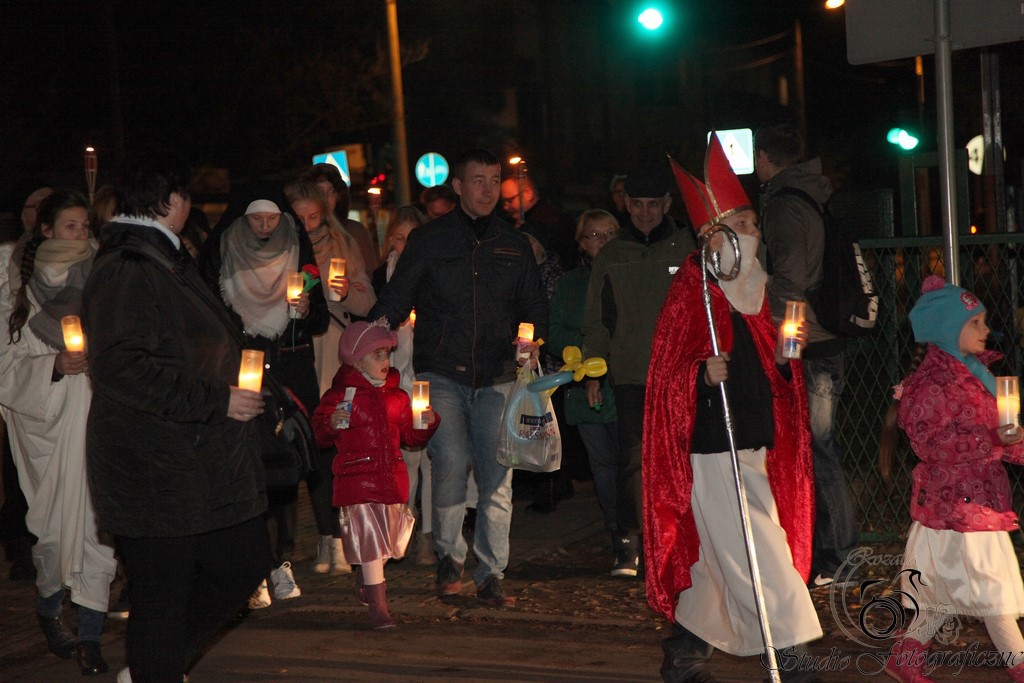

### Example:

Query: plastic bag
xmin=497 ymin=365 xmax=562 ymax=472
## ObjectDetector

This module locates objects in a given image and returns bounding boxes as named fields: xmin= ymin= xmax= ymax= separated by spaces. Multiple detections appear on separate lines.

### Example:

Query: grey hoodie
xmin=760 ymin=157 xmax=840 ymax=349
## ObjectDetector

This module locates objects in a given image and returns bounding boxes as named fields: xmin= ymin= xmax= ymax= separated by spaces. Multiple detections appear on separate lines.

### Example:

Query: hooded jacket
xmin=313 ymin=365 xmax=438 ymax=507
xmin=761 ymin=158 xmax=840 ymax=351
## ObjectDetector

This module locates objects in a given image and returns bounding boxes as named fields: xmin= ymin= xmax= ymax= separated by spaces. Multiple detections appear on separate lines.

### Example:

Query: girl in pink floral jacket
xmin=881 ymin=276 xmax=1024 ymax=683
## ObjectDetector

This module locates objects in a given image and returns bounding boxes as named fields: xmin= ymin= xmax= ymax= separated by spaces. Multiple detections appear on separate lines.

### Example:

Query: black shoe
xmin=661 ymin=624 xmax=716 ymax=683
xmin=436 ymin=556 xmax=464 ymax=596
xmin=611 ymin=535 xmax=639 ymax=577
xmin=476 ymin=575 xmax=516 ymax=608
xmin=76 ymin=641 xmax=109 ymax=676
xmin=37 ymin=614 xmax=76 ymax=659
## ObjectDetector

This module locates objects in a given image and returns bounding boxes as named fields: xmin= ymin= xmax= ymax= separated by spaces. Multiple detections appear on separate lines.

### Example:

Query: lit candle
xmin=287 ymin=272 xmax=305 ymax=319
xmin=238 ymin=350 xmax=264 ymax=392
xmin=780 ymin=301 xmax=806 ymax=360
xmin=997 ymin=376 xmax=1020 ymax=432
xmin=327 ymin=258 xmax=347 ymax=302
xmin=412 ymin=380 xmax=430 ymax=429
xmin=61 ymin=315 xmax=85 ymax=352
xmin=408 ymin=308 xmax=416 ymax=329
xmin=516 ymin=322 xmax=535 ymax=361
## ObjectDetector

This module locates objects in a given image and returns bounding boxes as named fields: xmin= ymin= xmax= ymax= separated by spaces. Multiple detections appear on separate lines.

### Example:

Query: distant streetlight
xmin=509 ymin=156 xmax=527 ymax=225
xmin=637 ymin=8 xmax=664 ymax=31
xmin=824 ymin=0 xmax=845 ymax=9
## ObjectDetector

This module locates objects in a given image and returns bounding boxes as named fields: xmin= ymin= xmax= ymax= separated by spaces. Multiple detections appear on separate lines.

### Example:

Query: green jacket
xmin=549 ymin=265 xmax=616 ymax=424
xmin=581 ymin=217 xmax=695 ymax=386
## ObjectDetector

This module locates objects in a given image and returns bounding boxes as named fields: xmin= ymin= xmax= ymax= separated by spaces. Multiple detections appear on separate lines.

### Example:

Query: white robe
xmin=0 ymin=281 xmax=116 ymax=611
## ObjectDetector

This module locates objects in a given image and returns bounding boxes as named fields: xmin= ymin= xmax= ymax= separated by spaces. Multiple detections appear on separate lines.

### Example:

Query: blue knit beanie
xmin=909 ymin=275 xmax=994 ymax=394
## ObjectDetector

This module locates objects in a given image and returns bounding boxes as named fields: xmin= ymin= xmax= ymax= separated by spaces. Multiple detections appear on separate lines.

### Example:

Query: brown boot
xmin=354 ymin=566 xmax=367 ymax=606
xmin=364 ymin=582 xmax=396 ymax=629
xmin=883 ymin=636 xmax=935 ymax=682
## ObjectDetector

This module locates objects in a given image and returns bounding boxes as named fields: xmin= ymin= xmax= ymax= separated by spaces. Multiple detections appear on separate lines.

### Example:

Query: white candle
xmin=412 ymin=381 xmax=430 ymax=429
xmin=287 ymin=272 xmax=304 ymax=319
xmin=327 ymin=258 xmax=347 ymax=302
xmin=238 ymin=350 xmax=264 ymax=392
xmin=780 ymin=301 xmax=806 ymax=360
xmin=61 ymin=315 xmax=85 ymax=352
xmin=997 ymin=376 xmax=1020 ymax=431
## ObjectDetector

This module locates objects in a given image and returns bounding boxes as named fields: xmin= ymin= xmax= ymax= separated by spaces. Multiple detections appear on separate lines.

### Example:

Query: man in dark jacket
xmin=368 ymin=148 xmax=548 ymax=608
xmin=83 ymin=153 xmax=270 ymax=682
xmin=755 ymin=121 xmax=858 ymax=589
xmin=581 ymin=164 xmax=696 ymax=577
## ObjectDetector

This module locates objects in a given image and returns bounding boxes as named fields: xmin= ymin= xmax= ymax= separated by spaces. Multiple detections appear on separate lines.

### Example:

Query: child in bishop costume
xmin=643 ymin=133 xmax=823 ymax=682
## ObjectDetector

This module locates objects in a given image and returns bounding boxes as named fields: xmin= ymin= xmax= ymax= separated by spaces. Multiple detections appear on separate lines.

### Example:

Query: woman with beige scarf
xmin=0 ymin=189 xmax=116 ymax=675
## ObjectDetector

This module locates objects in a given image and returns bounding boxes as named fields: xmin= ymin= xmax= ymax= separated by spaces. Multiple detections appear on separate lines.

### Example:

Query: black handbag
xmin=256 ymin=375 xmax=316 ymax=489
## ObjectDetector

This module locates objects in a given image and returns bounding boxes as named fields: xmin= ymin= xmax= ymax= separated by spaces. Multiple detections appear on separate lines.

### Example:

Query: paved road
xmin=0 ymin=480 xmax=1012 ymax=682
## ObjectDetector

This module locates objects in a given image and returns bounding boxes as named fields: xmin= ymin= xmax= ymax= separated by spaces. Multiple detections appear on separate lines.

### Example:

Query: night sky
xmin=3 ymin=0 xmax=1024 ymax=215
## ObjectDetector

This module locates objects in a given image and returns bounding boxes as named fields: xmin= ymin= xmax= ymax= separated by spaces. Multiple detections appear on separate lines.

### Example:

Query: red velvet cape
xmin=642 ymin=254 xmax=814 ymax=620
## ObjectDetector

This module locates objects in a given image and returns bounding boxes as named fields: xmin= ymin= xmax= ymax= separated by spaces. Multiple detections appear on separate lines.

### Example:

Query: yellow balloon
xmin=562 ymin=345 xmax=582 ymax=366
xmin=542 ymin=387 xmax=558 ymax=399
xmin=573 ymin=366 xmax=587 ymax=382
xmin=558 ymin=363 xmax=572 ymax=373
xmin=582 ymin=357 xmax=608 ymax=378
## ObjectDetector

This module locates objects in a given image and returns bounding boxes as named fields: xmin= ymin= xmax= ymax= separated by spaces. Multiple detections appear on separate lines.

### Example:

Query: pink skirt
xmin=338 ymin=503 xmax=416 ymax=564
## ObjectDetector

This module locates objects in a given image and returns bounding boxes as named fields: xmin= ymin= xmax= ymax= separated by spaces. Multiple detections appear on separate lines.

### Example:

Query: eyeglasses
xmin=582 ymin=230 xmax=618 ymax=241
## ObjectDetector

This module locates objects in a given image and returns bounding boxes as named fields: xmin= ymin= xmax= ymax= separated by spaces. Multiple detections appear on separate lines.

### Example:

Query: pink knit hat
xmin=339 ymin=318 xmax=397 ymax=365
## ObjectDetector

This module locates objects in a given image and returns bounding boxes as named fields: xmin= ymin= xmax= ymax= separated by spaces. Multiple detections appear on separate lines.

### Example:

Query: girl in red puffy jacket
xmin=313 ymin=319 xmax=438 ymax=629
xmin=879 ymin=276 xmax=1024 ymax=683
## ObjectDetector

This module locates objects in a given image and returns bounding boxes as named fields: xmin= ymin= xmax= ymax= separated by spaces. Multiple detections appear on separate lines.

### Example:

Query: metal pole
xmin=699 ymin=226 xmax=780 ymax=683
xmin=934 ymin=0 xmax=959 ymax=284
xmin=794 ymin=20 xmax=807 ymax=145
xmin=386 ymin=0 xmax=411 ymax=207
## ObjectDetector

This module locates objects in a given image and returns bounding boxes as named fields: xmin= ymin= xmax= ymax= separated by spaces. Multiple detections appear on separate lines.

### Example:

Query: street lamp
xmin=509 ymin=156 xmax=527 ymax=226
xmin=824 ymin=0 xmax=845 ymax=9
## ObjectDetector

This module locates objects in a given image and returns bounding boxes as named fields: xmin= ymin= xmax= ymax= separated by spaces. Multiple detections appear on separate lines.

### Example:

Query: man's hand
xmin=585 ymin=378 xmax=603 ymax=408
xmin=704 ymin=353 xmax=729 ymax=386
xmin=55 ymin=351 xmax=88 ymax=376
xmin=228 ymin=387 xmax=265 ymax=422
xmin=516 ymin=340 xmax=540 ymax=369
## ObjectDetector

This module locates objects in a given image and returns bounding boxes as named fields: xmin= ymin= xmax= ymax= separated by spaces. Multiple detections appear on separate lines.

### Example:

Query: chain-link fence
xmin=842 ymin=233 xmax=1024 ymax=540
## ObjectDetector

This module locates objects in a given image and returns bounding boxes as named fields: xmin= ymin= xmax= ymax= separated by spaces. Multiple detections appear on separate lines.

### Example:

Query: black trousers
xmin=117 ymin=515 xmax=271 ymax=683
xmin=614 ymin=384 xmax=646 ymax=536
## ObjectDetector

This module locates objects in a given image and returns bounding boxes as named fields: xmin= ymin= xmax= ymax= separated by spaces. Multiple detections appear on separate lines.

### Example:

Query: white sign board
xmin=709 ymin=129 xmax=754 ymax=175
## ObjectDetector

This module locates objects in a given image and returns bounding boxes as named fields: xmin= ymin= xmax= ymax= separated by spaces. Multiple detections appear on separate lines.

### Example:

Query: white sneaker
xmin=330 ymin=537 xmax=351 ymax=575
xmin=313 ymin=535 xmax=331 ymax=574
xmin=248 ymin=579 xmax=271 ymax=609
xmin=270 ymin=562 xmax=301 ymax=600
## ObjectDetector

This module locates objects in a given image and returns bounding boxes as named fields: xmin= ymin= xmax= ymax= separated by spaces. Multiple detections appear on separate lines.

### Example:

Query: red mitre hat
xmin=670 ymin=132 xmax=752 ymax=230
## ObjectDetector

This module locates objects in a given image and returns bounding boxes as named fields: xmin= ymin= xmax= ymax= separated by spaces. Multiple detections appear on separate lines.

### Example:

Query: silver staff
xmin=699 ymin=224 xmax=781 ymax=683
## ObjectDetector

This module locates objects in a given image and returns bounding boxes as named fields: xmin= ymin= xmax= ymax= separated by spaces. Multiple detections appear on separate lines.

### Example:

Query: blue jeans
xmin=422 ymin=373 xmax=513 ymax=585
xmin=803 ymin=352 xmax=859 ymax=575
xmin=578 ymin=421 xmax=619 ymax=531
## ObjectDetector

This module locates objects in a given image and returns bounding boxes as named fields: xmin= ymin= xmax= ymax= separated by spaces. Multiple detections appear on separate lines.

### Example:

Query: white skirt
xmin=675 ymin=448 xmax=822 ymax=656
xmin=900 ymin=521 xmax=1024 ymax=617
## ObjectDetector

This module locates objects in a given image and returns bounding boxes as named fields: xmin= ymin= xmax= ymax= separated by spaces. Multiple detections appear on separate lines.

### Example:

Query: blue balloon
xmin=527 ymin=371 xmax=573 ymax=393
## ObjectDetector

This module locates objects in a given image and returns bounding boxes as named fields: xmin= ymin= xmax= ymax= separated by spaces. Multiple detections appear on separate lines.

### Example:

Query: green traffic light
xmin=887 ymin=127 xmax=920 ymax=151
xmin=638 ymin=7 xmax=664 ymax=30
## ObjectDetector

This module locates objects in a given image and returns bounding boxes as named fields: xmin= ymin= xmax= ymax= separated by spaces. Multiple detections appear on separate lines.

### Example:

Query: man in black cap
xmin=581 ymin=163 xmax=695 ymax=576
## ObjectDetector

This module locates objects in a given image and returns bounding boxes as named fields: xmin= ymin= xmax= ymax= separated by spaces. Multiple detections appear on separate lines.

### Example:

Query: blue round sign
xmin=415 ymin=152 xmax=449 ymax=188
